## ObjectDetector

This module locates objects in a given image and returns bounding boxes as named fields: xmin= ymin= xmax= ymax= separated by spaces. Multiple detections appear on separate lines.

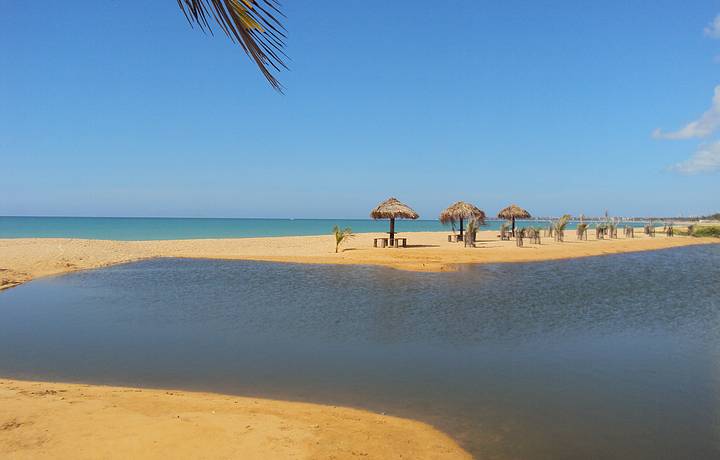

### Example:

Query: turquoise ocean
xmin=0 ymin=216 xmax=646 ymax=241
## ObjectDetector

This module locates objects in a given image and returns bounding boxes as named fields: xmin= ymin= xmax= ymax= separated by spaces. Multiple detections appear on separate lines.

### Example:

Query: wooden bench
xmin=448 ymin=234 xmax=463 ymax=243
xmin=373 ymin=237 xmax=389 ymax=248
xmin=374 ymin=237 xmax=407 ymax=248
xmin=393 ymin=237 xmax=407 ymax=248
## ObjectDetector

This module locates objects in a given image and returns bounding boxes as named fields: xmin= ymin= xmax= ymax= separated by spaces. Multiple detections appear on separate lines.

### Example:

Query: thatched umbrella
xmin=439 ymin=201 xmax=486 ymax=240
xmin=498 ymin=204 xmax=531 ymax=237
xmin=370 ymin=197 xmax=419 ymax=245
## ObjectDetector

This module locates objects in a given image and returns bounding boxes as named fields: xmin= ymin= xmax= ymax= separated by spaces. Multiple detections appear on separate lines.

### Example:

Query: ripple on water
xmin=1 ymin=244 xmax=719 ymax=459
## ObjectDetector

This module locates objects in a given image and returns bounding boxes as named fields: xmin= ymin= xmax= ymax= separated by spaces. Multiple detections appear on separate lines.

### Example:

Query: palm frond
xmin=466 ymin=218 xmax=482 ymax=237
xmin=332 ymin=225 xmax=354 ymax=253
xmin=552 ymin=214 xmax=572 ymax=242
xmin=177 ymin=0 xmax=287 ymax=91
xmin=554 ymin=214 xmax=572 ymax=232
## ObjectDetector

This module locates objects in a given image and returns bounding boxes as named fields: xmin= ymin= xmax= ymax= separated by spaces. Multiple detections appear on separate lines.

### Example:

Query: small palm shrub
xmin=529 ymin=226 xmax=542 ymax=244
xmin=552 ymin=214 xmax=571 ymax=242
xmin=465 ymin=218 xmax=482 ymax=246
xmin=596 ymin=223 xmax=607 ymax=239
xmin=607 ymin=222 xmax=617 ymax=238
xmin=500 ymin=221 xmax=511 ymax=238
xmin=576 ymin=223 xmax=588 ymax=240
xmin=332 ymin=225 xmax=354 ymax=253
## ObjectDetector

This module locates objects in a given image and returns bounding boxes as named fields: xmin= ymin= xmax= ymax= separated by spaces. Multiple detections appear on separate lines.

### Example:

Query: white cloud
xmin=653 ymin=85 xmax=720 ymax=139
xmin=656 ymin=15 xmax=720 ymax=175
xmin=670 ymin=141 xmax=720 ymax=174
xmin=705 ymin=14 xmax=720 ymax=38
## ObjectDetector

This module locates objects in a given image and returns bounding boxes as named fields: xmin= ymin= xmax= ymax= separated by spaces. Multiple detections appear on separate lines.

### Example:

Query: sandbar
xmin=1 ymin=230 xmax=717 ymax=291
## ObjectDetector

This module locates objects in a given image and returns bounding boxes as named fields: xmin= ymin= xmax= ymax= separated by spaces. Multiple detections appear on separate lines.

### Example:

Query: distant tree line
xmin=637 ymin=213 xmax=720 ymax=221
xmin=531 ymin=213 xmax=720 ymax=221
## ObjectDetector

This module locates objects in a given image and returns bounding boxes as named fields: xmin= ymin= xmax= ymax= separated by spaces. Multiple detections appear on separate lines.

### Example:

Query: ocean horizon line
xmin=0 ymin=214 xmax=665 ymax=221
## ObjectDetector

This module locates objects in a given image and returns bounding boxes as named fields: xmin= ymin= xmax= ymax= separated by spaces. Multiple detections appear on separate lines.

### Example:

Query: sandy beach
xmin=1 ymin=230 xmax=717 ymax=291
xmin=0 ymin=378 xmax=469 ymax=459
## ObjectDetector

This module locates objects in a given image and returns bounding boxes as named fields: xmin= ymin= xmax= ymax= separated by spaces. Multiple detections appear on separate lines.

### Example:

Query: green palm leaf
xmin=332 ymin=225 xmax=354 ymax=253
xmin=177 ymin=0 xmax=287 ymax=91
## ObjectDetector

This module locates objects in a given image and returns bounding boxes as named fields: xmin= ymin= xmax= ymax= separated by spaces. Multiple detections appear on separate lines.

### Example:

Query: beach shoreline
xmin=0 ymin=377 xmax=470 ymax=459
xmin=1 ymin=230 xmax=718 ymax=291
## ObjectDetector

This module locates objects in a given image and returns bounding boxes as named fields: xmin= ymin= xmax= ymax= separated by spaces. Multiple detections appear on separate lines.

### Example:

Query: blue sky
xmin=1 ymin=1 xmax=719 ymax=218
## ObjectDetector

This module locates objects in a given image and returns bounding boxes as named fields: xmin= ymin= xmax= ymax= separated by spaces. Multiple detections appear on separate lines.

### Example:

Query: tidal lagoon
xmin=1 ymin=245 xmax=719 ymax=458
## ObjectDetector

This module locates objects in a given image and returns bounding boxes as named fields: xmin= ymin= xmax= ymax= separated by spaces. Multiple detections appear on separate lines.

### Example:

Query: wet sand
xmin=0 ymin=378 xmax=469 ymax=459
xmin=1 ymin=230 xmax=717 ymax=291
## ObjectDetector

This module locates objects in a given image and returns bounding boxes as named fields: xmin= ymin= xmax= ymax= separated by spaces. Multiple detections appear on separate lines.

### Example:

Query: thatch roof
xmin=439 ymin=201 xmax=486 ymax=224
xmin=497 ymin=204 xmax=531 ymax=220
xmin=370 ymin=197 xmax=419 ymax=220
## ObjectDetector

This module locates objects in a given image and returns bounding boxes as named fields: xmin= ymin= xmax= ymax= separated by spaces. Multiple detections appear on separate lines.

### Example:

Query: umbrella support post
xmin=389 ymin=218 xmax=395 ymax=246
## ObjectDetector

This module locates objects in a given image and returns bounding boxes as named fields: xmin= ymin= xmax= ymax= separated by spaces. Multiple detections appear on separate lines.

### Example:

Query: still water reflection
xmin=1 ymin=245 xmax=719 ymax=459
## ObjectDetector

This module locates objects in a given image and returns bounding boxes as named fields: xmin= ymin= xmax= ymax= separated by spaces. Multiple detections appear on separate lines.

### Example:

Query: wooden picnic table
xmin=374 ymin=235 xmax=408 ymax=248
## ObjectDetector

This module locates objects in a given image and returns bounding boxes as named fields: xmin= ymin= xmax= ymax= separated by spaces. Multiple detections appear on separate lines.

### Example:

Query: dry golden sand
xmin=0 ymin=379 xmax=470 ymax=460
xmin=1 ymin=231 xmax=717 ymax=459
xmin=1 ymin=230 xmax=717 ymax=290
